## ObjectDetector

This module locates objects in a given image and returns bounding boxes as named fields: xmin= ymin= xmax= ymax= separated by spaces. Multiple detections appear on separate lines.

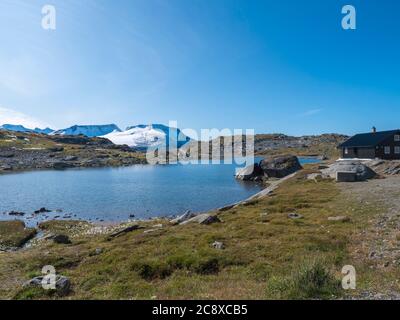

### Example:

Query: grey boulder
xmin=23 ymin=275 xmax=71 ymax=296
xmin=260 ymin=155 xmax=302 ymax=178
xmin=235 ymin=163 xmax=263 ymax=181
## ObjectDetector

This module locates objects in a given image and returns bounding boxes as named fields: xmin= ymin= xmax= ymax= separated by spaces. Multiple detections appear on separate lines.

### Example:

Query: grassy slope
xmin=0 ymin=221 xmax=37 ymax=249
xmin=0 ymin=165 xmax=386 ymax=300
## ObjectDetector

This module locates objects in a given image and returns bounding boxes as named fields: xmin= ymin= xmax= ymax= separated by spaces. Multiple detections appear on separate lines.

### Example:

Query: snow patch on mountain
xmin=102 ymin=124 xmax=190 ymax=149
xmin=51 ymin=124 xmax=121 ymax=137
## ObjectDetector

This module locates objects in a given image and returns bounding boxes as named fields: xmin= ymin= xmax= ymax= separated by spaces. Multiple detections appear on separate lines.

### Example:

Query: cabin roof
xmin=339 ymin=130 xmax=400 ymax=148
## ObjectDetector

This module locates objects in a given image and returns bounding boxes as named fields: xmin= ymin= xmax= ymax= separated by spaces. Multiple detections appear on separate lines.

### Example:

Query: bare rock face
xmin=260 ymin=155 xmax=302 ymax=178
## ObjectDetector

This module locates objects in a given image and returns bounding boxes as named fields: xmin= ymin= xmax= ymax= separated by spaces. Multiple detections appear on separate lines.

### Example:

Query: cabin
xmin=339 ymin=127 xmax=400 ymax=160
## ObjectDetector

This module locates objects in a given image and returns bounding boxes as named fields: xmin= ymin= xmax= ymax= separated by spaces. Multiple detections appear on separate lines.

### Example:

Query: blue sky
xmin=0 ymin=0 xmax=399 ymax=136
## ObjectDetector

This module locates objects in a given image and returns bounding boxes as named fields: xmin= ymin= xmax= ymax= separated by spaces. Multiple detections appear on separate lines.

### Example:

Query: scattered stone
xmin=212 ymin=241 xmax=225 ymax=250
xmin=180 ymin=213 xmax=221 ymax=225
xmin=8 ymin=211 xmax=25 ymax=216
xmin=34 ymin=207 xmax=51 ymax=214
xmin=143 ymin=229 xmax=158 ymax=234
xmin=217 ymin=204 xmax=235 ymax=212
xmin=48 ymin=146 xmax=64 ymax=152
xmin=63 ymin=156 xmax=78 ymax=161
xmin=108 ymin=224 xmax=140 ymax=239
xmin=23 ymin=275 xmax=71 ymax=296
xmin=53 ymin=234 xmax=71 ymax=244
xmin=260 ymin=212 xmax=270 ymax=223
xmin=306 ymin=173 xmax=329 ymax=181
xmin=152 ymin=224 xmax=163 ymax=228
xmin=0 ymin=152 xmax=15 ymax=158
xmin=53 ymin=162 xmax=75 ymax=170
xmin=328 ymin=216 xmax=351 ymax=222
xmin=288 ymin=213 xmax=303 ymax=219
xmin=170 ymin=210 xmax=196 ymax=225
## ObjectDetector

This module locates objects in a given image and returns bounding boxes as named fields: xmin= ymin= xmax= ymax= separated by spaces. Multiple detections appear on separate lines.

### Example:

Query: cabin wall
xmin=341 ymin=147 xmax=375 ymax=159
xmin=375 ymin=134 xmax=400 ymax=160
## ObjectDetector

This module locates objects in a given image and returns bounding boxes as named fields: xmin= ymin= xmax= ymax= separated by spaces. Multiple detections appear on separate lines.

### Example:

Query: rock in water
xmin=34 ymin=207 xmax=51 ymax=214
xmin=259 ymin=155 xmax=302 ymax=178
xmin=235 ymin=163 xmax=263 ymax=181
xmin=8 ymin=211 xmax=25 ymax=216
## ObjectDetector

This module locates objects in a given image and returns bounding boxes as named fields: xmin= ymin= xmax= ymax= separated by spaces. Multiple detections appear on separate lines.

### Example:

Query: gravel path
xmin=339 ymin=176 xmax=400 ymax=299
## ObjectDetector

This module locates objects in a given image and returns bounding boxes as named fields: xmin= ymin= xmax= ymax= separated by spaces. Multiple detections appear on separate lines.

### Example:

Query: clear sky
xmin=0 ymin=0 xmax=399 ymax=136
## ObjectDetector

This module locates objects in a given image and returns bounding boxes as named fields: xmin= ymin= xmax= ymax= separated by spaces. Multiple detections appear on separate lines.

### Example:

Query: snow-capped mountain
xmin=51 ymin=124 xmax=121 ymax=137
xmin=0 ymin=124 xmax=54 ymax=134
xmin=102 ymin=124 xmax=191 ymax=149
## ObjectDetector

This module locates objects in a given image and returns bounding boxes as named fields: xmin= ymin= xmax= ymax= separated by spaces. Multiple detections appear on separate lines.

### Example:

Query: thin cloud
xmin=0 ymin=106 xmax=52 ymax=129
xmin=300 ymin=108 xmax=323 ymax=117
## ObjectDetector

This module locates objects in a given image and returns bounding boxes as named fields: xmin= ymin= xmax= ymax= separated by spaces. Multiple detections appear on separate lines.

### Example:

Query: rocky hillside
xmin=0 ymin=130 xmax=146 ymax=173
xmin=180 ymin=133 xmax=348 ymax=160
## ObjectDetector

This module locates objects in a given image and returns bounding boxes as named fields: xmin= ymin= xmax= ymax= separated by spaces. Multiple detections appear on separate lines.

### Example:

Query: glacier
xmin=102 ymin=124 xmax=191 ymax=149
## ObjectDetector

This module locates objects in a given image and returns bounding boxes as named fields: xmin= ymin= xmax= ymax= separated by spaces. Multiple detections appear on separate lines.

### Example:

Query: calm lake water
xmin=0 ymin=158 xmax=320 ymax=226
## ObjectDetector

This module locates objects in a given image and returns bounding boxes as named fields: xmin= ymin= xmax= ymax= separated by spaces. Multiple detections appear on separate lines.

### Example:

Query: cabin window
xmin=385 ymin=146 xmax=391 ymax=154
xmin=395 ymin=135 xmax=400 ymax=142
xmin=344 ymin=148 xmax=348 ymax=155
xmin=395 ymin=146 xmax=400 ymax=154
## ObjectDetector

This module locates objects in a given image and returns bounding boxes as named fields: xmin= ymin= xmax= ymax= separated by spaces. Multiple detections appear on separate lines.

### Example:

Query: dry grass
xmin=0 ymin=169 xmax=383 ymax=299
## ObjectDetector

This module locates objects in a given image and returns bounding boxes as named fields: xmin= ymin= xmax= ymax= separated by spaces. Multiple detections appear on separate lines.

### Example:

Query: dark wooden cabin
xmin=339 ymin=128 xmax=400 ymax=160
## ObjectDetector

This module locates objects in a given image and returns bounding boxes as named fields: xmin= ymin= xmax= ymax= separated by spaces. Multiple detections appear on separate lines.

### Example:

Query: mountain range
xmin=0 ymin=124 xmax=54 ymax=135
xmin=0 ymin=123 xmax=191 ymax=150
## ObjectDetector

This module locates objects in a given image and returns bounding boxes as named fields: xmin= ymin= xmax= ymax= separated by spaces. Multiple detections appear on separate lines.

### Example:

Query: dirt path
xmin=339 ymin=176 xmax=400 ymax=299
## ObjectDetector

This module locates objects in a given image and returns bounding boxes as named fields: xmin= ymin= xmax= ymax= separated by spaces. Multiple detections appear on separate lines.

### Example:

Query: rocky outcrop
xmin=180 ymin=213 xmax=221 ymax=225
xmin=235 ymin=155 xmax=303 ymax=182
xmin=259 ymin=155 xmax=302 ymax=178
xmin=235 ymin=163 xmax=263 ymax=181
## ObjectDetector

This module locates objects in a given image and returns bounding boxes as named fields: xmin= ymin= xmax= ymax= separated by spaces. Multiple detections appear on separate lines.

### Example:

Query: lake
xmin=0 ymin=157 xmax=320 ymax=226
